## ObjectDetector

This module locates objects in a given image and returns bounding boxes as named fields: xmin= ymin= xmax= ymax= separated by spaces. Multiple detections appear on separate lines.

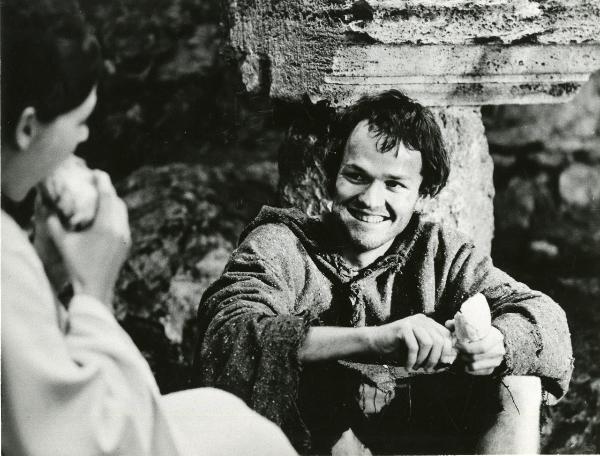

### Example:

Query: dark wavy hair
xmin=1 ymin=0 xmax=103 ymax=145
xmin=325 ymin=90 xmax=449 ymax=197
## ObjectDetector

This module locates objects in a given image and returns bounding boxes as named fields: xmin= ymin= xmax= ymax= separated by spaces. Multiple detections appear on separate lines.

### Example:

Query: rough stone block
xmin=227 ymin=0 xmax=600 ymax=106
xmin=324 ymin=44 xmax=599 ymax=106
xmin=417 ymin=107 xmax=495 ymax=252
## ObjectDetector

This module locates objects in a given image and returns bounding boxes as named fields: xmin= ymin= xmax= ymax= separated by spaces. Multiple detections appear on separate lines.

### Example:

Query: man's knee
xmin=476 ymin=376 xmax=541 ymax=454
xmin=499 ymin=375 xmax=542 ymax=417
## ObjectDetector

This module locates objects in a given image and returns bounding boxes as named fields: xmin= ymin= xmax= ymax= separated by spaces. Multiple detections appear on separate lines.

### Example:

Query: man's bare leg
xmin=331 ymin=428 xmax=373 ymax=456
xmin=476 ymin=375 xmax=542 ymax=454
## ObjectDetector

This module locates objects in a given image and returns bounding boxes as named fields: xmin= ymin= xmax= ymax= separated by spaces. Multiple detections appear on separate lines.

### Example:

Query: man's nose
xmin=358 ymin=180 xmax=386 ymax=208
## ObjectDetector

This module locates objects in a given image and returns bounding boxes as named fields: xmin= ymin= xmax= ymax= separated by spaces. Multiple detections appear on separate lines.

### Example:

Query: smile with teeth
xmin=348 ymin=207 xmax=389 ymax=224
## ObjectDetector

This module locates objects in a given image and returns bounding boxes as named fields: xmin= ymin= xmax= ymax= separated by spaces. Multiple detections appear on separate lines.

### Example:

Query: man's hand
xmin=369 ymin=314 xmax=457 ymax=371
xmin=447 ymin=321 xmax=506 ymax=375
xmin=44 ymin=170 xmax=131 ymax=306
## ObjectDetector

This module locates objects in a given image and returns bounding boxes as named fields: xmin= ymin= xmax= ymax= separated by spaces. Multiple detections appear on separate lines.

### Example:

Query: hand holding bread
xmin=34 ymin=158 xmax=131 ymax=306
xmin=446 ymin=293 xmax=506 ymax=375
xmin=38 ymin=156 xmax=99 ymax=231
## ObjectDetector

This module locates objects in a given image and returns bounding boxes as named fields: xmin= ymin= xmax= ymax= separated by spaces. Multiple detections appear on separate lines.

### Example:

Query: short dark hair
xmin=325 ymin=90 xmax=449 ymax=197
xmin=1 ymin=0 xmax=103 ymax=145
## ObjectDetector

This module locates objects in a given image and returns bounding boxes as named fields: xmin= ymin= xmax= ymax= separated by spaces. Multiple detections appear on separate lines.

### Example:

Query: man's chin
xmin=344 ymin=215 xmax=391 ymax=236
xmin=344 ymin=227 xmax=393 ymax=252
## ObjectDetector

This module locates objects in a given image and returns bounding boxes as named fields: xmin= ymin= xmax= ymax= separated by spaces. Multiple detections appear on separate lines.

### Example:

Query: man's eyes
xmin=385 ymin=180 xmax=407 ymax=191
xmin=341 ymin=170 xmax=409 ymax=191
xmin=343 ymin=171 xmax=368 ymax=183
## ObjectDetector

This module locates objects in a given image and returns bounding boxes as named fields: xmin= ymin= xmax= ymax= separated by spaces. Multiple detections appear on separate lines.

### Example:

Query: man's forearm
xmin=297 ymin=326 xmax=374 ymax=363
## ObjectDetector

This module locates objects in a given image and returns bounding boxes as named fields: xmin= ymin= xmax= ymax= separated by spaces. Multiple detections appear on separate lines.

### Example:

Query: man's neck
xmin=340 ymin=239 xmax=395 ymax=270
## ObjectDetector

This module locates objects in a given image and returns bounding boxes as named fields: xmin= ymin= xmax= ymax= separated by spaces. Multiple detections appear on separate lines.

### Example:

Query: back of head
xmin=327 ymin=90 xmax=449 ymax=198
xmin=1 ymin=0 xmax=103 ymax=145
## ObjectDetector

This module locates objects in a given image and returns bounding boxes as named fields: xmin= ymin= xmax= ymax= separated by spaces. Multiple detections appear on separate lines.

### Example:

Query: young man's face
xmin=332 ymin=120 xmax=423 ymax=258
xmin=29 ymin=87 xmax=97 ymax=185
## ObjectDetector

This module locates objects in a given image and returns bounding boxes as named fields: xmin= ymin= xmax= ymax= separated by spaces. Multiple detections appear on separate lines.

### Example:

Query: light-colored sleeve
xmin=1 ymin=223 xmax=179 ymax=456
xmin=162 ymin=388 xmax=298 ymax=456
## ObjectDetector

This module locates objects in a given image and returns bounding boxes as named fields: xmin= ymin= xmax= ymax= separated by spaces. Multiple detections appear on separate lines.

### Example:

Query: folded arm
xmin=447 ymin=243 xmax=574 ymax=403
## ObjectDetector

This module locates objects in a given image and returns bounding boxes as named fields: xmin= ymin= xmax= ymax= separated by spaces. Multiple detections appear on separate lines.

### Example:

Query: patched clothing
xmin=193 ymin=206 xmax=573 ymax=452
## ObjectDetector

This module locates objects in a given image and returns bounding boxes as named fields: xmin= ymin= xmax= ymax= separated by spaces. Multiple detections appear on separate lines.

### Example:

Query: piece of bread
xmin=453 ymin=293 xmax=492 ymax=342
xmin=38 ymin=156 xmax=99 ymax=231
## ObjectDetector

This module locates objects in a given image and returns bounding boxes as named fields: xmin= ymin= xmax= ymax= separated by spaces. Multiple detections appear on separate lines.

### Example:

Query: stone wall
xmin=487 ymin=70 xmax=600 ymax=269
xmin=78 ymin=0 xmax=273 ymax=179
xmin=486 ymin=71 xmax=600 ymax=453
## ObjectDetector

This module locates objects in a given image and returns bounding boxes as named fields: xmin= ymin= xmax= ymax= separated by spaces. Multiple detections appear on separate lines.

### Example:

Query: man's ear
xmin=14 ymin=107 xmax=38 ymax=151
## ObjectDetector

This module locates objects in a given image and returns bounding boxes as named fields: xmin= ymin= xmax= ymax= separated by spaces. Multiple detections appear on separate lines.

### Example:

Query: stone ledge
xmin=228 ymin=0 xmax=600 ymax=106
xmin=322 ymin=44 xmax=600 ymax=106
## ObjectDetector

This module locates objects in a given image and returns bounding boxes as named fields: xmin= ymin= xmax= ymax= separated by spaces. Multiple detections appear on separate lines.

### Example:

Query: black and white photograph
xmin=2 ymin=0 xmax=599 ymax=454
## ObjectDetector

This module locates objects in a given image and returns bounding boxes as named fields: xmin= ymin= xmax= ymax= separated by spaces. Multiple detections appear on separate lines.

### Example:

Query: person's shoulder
xmin=412 ymin=215 xmax=476 ymax=258
xmin=235 ymin=207 xmax=325 ymax=277
xmin=1 ymin=211 xmax=51 ymax=300
xmin=244 ymin=222 xmax=301 ymax=248
xmin=2 ymin=210 xmax=26 ymax=240
xmin=1 ymin=210 xmax=37 ymax=257
xmin=241 ymin=206 xmax=316 ymax=249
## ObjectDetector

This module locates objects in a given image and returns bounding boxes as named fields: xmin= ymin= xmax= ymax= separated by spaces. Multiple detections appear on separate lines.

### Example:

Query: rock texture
xmin=417 ymin=108 xmax=494 ymax=252
xmin=114 ymin=161 xmax=278 ymax=392
xmin=227 ymin=0 xmax=600 ymax=105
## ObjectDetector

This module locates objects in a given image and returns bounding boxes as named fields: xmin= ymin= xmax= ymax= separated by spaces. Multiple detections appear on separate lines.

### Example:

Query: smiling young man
xmin=193 ymin=90 xmax=573 ymax=454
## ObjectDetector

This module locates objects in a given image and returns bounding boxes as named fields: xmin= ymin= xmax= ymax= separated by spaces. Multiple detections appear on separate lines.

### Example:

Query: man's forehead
xmin=342 ymin=124 xmax=423 ymax=177
xmin=346 ymin=120 xmax=417 ymax=153
xmin=345 ymin=122 xmax=419 ymax=156
xmin=347 ymin=120 xmax=376 ymax=142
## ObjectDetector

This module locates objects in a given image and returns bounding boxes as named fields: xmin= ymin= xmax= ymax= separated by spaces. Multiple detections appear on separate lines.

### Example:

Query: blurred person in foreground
xmin=193 ymin=90 xmax=574 ymax=455
xmin=0 ymin=1 xmax=297 ymax=455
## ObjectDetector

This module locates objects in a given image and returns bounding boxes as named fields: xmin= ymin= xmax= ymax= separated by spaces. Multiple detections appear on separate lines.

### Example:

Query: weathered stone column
xmin=226 ymin=0 xmax=600 ymax=253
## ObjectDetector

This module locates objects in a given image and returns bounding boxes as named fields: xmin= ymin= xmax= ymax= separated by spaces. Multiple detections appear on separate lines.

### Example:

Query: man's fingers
xmin=461 ymin=345 xmax=505 ymax=362
xmin=465 ymin=356 xmax=504 ymax=375
xmin=470 ymin=357 xmax=504 ymax=371
xmin=412 ymin=327 xmax=434 ymax=369
xmin=440 ymin=336 xmax=458 ymax=364
xmin=424 ymin=334 xmax=444 ymax=370
xmin=45 ymin=213 xmax=66 ymax=245
xmin=93 ymin=170 xmax=116 ymax=197
xmin=444 ymin=319 xmax=455 ymax=331
xmin=455 ymin=335 xmax=495 ymax=354
xmin=465 ymin=367 xmax=495 ymax=376
xmin=92 ymin=171 xmax=130 ymax=238
xmin=33 ymin=193 xmax=52 ymax=221
xmin=403 ymin=330 xmax=419 ymax=369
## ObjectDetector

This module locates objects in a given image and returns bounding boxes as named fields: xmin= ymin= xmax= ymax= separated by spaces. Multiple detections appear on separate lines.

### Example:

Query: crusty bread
xmin=453 ymin=293 xmax=492 ymax=342
xmin=39 ymin=156 xmax=99 ymax=231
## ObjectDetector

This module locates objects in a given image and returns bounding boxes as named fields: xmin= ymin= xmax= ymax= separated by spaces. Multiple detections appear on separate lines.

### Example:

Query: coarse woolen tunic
xmin=193 ymin=206 xmax=573 ymax=452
